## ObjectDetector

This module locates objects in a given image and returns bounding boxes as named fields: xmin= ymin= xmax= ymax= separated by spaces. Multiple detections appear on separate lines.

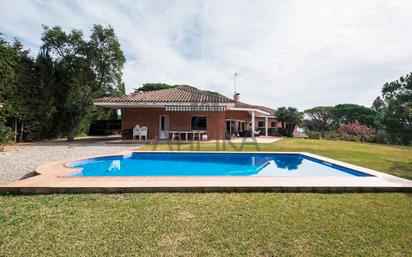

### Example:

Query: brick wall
xmin=225 ymin=110 xmax=250 ymax=121
xmin=121 ymin=108 xmax=226 ymax=140
xmin=121 ymin=107 xmax=281 ymax=140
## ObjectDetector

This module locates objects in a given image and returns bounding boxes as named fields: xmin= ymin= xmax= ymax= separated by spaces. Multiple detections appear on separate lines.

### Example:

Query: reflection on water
xmin=273 ymin=155 xmax=303 ymax=170
xmin=106 ymin=160 xmax=121 ymax=173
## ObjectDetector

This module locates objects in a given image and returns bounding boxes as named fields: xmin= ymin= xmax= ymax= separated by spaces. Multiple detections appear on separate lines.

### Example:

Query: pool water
xmin=66 ymin=153 xmax=370 ymax=177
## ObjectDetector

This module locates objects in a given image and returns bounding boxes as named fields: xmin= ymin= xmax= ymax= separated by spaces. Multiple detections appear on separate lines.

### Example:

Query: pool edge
xmin=1 ymin=150 xmax=411 ymax=194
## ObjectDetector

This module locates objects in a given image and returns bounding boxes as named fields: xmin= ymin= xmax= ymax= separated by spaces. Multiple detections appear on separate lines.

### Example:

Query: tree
xmin=135 ymin=83 xmax=175 ymax=92
xmin=303 ymin=106 xmax=333 ymax=137
xmin=380 ymin=73 xmax=412 ymax=145
xmin=371 ymin=96 xmax=385 ymax=112
xmin=276 ymin=107 xmax=303 ymax=137
xmin=39 ymin=25 xmax=125 ymax=140
xmin=330 ymin=104 xmax=379 ymax=128
xmin=0 ymin=37 xmax=36 ymax=141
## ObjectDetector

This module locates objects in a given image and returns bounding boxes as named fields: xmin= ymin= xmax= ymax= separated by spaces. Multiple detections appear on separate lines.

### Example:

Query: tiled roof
xmin=234 ymin=102 xmax=276 ymax=115
xmin=95 ymin=85 xmax=233 ymax=103
xmin=96 ymin=85 xmax=276 ymax=115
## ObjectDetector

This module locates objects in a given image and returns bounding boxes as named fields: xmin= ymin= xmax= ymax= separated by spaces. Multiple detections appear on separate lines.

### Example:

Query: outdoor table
xmin=168 ymin=130 xmax=207 ymax=141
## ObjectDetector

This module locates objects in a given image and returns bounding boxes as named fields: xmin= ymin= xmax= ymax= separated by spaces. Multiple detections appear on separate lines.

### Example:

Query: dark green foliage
xmin=330 ymin=104 xmax=379 ymax=128
xmin=275 ymin=107 xmax=303 ymax=137
xmin=304 ymin=106 xmax=334 ymax=137
xmin=38 ymin=25 xmax=126 ymax=140
xmin=135 ymin=83 xmax=176 ymax=92
xmin=379 ymin=73 xmax=412 ymax=145
xmin=371 ymin=96 xmax=385 ymax=112
xmin=0 ymin=25 xmax=125 ymax=141
xmin=0 ymin=125 xmax=13 ymax=151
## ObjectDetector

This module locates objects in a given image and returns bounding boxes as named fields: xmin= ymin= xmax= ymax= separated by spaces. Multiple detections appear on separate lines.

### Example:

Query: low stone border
xmin=1 ymin=151 xmax=411 ymax=194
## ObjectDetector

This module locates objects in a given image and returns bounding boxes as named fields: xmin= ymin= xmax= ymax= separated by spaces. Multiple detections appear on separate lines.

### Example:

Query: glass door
xmin=159 ymin=115 xmax=169 ymax=139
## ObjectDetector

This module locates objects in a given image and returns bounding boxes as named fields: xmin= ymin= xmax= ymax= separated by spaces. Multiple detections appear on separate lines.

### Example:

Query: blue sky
xmin=1 ymin=0 xmax=412 ymax=109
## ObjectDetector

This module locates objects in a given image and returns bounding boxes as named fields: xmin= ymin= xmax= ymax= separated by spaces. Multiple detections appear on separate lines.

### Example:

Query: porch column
xmin=265 ymin=116 xmax=268 ymax=137
xmin=251 ymin=111 xmax=255 ymax=139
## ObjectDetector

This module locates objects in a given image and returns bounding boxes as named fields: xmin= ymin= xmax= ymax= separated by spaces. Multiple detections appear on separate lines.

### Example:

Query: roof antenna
xmin=234 ymin=72 xmax=240 ymax=94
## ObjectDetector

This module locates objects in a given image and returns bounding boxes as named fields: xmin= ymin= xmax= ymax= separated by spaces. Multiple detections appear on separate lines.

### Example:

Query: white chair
xmin=139 ymin=126 xmax=148 ymax=140
xmin=133 ymin=125 xmax=140 ymax=140
xmin=201 ymin=133 xmax=208 ymax=141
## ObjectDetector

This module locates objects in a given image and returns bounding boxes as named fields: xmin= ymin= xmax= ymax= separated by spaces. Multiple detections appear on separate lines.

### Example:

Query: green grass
xmin=142 ymin=138 xmax=412 ymax=180
xmin=1 ymin=139 xmax=412 ymax=256
xmin=1 ymin=193 xmax=411 ymax=256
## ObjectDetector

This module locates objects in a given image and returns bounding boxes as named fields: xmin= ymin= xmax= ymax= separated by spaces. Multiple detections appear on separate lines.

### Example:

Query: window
xmin=192 ymin=116 xmax=207 ymax=130
xmin=258 ymin=121 xmax=265 ymax=127
xmin=271 ymin=121 xmax=277 ymax=128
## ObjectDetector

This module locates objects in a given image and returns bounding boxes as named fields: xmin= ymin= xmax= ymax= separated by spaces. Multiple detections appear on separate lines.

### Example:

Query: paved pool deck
xmin=1 ymin=151 xmax=411 ymax=194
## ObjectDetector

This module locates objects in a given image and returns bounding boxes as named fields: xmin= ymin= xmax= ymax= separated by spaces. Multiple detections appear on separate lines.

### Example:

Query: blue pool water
xmin=66 ymin=153 xmax=370 ymax=177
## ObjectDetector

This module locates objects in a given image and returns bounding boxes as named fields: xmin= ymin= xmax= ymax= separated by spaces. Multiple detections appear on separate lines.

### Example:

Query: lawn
xmin=1 ymin=139 xmax=412 ymax=256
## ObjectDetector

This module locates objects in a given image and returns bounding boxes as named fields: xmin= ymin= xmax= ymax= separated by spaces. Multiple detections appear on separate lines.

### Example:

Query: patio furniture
xmin=139 ymin=126 xmax=148 ymax=140
xmin=171 ymin=132 xmax=181 ymax=141
xmin=121 ymin=129 xmax=133 ymax=139
xmin=132 ymin=125 xmax=140 ymax=140
xmin=169 ymin=130 xmax=207 ymax=141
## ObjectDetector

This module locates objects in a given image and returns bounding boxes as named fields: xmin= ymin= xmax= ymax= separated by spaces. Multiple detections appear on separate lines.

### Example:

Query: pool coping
xmin=1 ymin=151 xmax=412 ymax=194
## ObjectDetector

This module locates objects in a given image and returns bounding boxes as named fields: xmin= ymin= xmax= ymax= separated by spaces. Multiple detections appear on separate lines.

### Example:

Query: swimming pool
xmin=66 ymin=152 xmax=371 ymax=177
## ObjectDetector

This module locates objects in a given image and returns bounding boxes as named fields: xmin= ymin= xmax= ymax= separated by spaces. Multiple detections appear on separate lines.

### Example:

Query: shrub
xmin=0 ymin=126 xmax=14 ymax=151
xmin=277 ymin=128 xmax=293 ymax=137
xmin=324 ymin=131 xmax=340 ymax=140
xmin=306 ymin=131 xmax=320 ymax=139
xmin=338 ymin=122 xmax=376 ymax=142
xmin=373 ymin=130 xmax=389 ymax=144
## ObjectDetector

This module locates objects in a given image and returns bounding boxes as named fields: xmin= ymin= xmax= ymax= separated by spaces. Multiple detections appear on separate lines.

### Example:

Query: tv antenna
xmin=234 ymin=72 xmax=240 ymax=94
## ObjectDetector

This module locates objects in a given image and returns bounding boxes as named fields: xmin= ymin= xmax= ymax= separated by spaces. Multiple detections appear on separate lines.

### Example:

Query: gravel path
xmin=0 ymin=139 xmax=140 ymax=185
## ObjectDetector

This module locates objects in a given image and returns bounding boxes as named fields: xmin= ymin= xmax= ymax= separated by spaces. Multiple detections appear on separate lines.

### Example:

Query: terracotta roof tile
xmin=96 ymin=85 xmax=276 ymax=115
xmin=96 ymin=85 xmax=233 ymax=103
xmin=234 ymin=102 xmax=276 ymax=115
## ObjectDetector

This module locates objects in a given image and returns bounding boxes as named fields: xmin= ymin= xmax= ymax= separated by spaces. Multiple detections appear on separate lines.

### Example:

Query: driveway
xmin=0 ymin=138 xmax=140 ymax=185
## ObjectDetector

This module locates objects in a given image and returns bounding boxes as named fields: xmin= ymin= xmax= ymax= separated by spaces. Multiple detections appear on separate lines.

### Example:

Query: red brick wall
xmin=225 ymin=110 xmax=250 ymax=121
xmin=121 ymin=107 xmax=280 ymax=140
xmin=121 ymin=108 xmax=226 ymax=140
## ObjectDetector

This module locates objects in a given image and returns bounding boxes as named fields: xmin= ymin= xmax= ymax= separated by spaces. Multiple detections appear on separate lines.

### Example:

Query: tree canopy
xmin=135 ymin=83 xmax=176 ymax=92
xmin=0 ymin=25 xmax=125 ymax=141
xmin=379 ymin=73 xmax=412 ymax=145
xmin=304 ymin=106 xmax=333 ymax=137
xmin=276 ymin=107 xmax=303 ymax=137
xmin=330 ymin=104 xmax=379 ymax=128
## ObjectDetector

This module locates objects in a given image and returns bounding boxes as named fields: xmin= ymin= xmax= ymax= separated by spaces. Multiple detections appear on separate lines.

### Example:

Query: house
xmin=95 ymin=85 xmax=280 ymax=140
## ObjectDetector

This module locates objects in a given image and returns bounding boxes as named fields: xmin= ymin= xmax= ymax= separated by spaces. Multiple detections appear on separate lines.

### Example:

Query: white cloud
xmin=1 ymin=0 xmax=412 ymax=109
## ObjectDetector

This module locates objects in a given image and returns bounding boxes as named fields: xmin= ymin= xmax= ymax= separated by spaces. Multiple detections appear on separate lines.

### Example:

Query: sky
xmin=1 ymin=0 xmax=412 ymax=110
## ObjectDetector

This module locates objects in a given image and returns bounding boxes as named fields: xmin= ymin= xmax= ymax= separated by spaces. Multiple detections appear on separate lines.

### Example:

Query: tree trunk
xmin=67 ymin=121 xmax=81 ymax=141
xmin=14 ymin=119 xmax=17 ymax=142
xmin=67 ymin=130 xmax=76 ymax=141
xmin=19 ymin=121 xmax=24 ymax=142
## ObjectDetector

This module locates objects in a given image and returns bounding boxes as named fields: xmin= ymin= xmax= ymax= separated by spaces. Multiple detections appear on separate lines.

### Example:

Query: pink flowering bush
xmin=338 ymin=122 xmax=376 ymax=142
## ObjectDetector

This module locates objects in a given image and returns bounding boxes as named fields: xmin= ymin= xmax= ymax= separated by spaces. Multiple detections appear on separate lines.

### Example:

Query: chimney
xmin=233 ymin=92 xmax=240 ymax=102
